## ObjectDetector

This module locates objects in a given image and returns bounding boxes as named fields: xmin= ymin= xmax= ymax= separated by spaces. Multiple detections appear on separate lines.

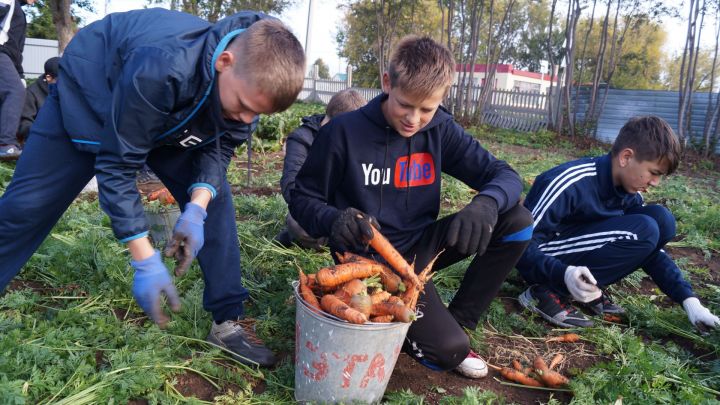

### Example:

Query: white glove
xmin=564 ymin=266 xmax=602 ymax=303
xmin=682 ymin=297 xmax=720 ymax=329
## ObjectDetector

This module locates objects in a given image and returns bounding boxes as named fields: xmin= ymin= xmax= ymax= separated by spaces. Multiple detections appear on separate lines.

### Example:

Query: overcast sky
xmin=80 ymin=0 xmax=713 ymax=76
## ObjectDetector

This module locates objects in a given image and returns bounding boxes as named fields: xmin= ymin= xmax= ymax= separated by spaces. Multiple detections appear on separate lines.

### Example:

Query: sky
xmin=81 ymin=0 xmax=346 ymax=76
xmin=79 ymin=1 xmax=712 ymax=76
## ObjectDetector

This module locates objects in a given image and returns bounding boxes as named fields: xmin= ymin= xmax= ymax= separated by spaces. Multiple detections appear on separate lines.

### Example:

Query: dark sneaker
xmin=585 ymin=290 xmax=625 ymax=316
xmin=207 ymin=319 xmax=277 ymax=367
xmin=519 ymin=285 xmax=594 ymax=328
xmin=455 ymin=350 xmax=488 ymax=379
xmin=0 ymin=144 xmax=21 ymax=161
xmin=137 ymin=169 xmax=161 ymax=185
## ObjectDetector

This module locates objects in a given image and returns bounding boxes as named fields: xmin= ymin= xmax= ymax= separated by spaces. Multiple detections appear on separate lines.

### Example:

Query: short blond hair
xmin=229 ymin=19 xmax=305 ymax=112
xmin=325 ymin=89 xmax=366 ymax=119
xmin=387 ymin=35 xmax=454 ymax=99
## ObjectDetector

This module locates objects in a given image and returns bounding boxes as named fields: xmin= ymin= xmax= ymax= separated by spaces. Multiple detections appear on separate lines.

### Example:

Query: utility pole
xmin=304 ymin=0 xmax=315 ymax=74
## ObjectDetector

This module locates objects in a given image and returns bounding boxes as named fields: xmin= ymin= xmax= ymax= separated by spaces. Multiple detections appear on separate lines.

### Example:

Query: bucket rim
xmin=292 ymin=281 xmax=420 ymax=331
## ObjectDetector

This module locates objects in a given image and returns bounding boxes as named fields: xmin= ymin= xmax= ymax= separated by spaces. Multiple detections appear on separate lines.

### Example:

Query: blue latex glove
xmin=164 ymin=202 xmax=207 ymax=276
xmin=131 ymin=251 xmax=181 ymax=328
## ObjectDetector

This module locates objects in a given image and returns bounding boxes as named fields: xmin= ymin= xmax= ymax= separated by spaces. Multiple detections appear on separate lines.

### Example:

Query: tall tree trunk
xmin=703 ymin=8 xmax=720 ymax=156
xmin=562 ymin=0 xmax=581 ymax=136
xmin=678 ymin=0 xmax=703 ymax=147
xmin=545 ymin=0 xmax=558 ymax=130
xmin=453 ymin=0 xmax=468 ymax=114
xmin=50 ymin=0 xmax=73 ymax=53
xmin=573 ymin=0 xmax=597 ymax=133
xmin=586 ymin=0 xmax=612 ymax=130
xmin=463 ymin=0 xmax=483 ymax=118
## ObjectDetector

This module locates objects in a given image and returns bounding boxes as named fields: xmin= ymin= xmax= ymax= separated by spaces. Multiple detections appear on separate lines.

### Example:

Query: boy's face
xmin=380 ymin=72 xmax=445 ymax=138
xmin=614 ymin=148 xmax=669 ymax=194
xmin=215 ymin=51 xmax=274 ymax=124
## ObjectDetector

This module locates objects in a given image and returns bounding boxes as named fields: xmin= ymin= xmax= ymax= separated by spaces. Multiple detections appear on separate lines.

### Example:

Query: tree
xmin=25 ymin=0 xmax=94 ymax=51
xmin=147 ymin=0 xmax=297 ymax=22
xmin=312 ymin=58 xmax=330 ymax=79
xmin=504 ymin=0 xmax=564 ymax=73
xmin=337 ymin=0 xmax=442 ymax=88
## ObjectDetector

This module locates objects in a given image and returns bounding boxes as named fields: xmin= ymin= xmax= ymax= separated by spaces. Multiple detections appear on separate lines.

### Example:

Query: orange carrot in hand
xmin=368 ymin=225 xmax=420 ymax=287
xmin=545 ymin=333 xmax=581 ymax=343
xmin=499 ymin=367 xmax=544 ymax=387
xmin=320 ymin=294 xmax=368 ymax=324
xmin=316 ymin=262 xmax=382 ymax=288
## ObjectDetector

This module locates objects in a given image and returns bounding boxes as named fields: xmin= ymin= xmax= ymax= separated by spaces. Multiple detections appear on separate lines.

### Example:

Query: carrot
xmin=533 ymin=356 xmax=569 ymax=387
xmin=400 ymin=252 xmax=439 ymax=310
xmin=512 ymin=359 xmax=524 ymax=372
xmin=370 ymin=315 xmax=394 ymax=323
xmin=545 ymin=333 xmax=581 ymax=343
xmin=320 ymin=294 xmax=367 ymax=324
xmin=316 ymin=262 xmax=382 ymax=289
xmin=548 ymin=353 xmax=564 ymax=370
xmin=298 ymin=269 xmax=321 ymax=311
xmin=499 ymin=367 xmax=544 ymax=387
xmin=147 ymin=187 xmax=176 ymax=205
xmin=334 ymin=278 xmax=368 ymax=303
xmin=604 ymin=314 xmax=623 ymax=323
xmin=350 ymin=294 xmax=372 ymax=317
xmin=367 ymin=225 xmax=420 ymax=287
xmin=371 ymin=302 xmax=416 ymax=323
xmin=377 ymin=264 xmax=405 ymax=293
xmin=370 ymin=290 xmax=391 ymax=305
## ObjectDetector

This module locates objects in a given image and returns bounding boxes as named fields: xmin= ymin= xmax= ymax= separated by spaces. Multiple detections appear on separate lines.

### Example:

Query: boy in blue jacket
xmin=517 ymin=116 xmax=719 ymax=331
xmin=289 ymin=36 xmax=534 ymax=378
xmin=0 ymin=8 xmax=305 ymax=367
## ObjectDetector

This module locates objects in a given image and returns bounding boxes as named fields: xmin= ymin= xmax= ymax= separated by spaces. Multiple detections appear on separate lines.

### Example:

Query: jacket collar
xmin=596 ymin=152 xmax=633 ymax=201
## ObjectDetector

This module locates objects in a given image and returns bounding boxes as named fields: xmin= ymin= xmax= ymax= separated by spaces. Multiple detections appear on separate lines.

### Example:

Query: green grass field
xmin=1 ymin=103 xmax=719 ymax=404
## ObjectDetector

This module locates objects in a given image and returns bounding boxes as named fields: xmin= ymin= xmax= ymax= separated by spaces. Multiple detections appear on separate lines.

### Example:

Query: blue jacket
xmin=517 ymin=153 xmax=693 ymax=301
xmin=289 ymin=93 xmax=522 ymax=254
xmin=57 ymin=8 xmax=267 ymax=241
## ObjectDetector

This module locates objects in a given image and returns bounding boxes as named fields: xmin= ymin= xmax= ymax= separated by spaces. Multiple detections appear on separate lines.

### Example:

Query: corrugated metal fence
xmin=21 ymin=38 xmax=60 ymax=78
xmin=572 ymin=86 xmax=720 ymax=153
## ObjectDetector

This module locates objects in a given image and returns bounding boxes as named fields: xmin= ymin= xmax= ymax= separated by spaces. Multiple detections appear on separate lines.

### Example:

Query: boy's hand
xmin=446 ymin=195 xmax=498 ymax=256
xmin=164 ymin=202 xmax=207 ymax=276
xmin=330 ymin=207 xmax=379 ymax=252
xmin=564 ymin=266 xmax=602 ymax=303
xmin=131 ymin=250 xmax=181 ymax=328
xmin=683 ymin=297 xmax=720 ymax=331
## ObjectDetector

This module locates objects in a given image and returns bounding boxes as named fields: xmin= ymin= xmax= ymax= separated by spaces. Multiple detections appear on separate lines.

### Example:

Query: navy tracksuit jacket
xmin=0 ymin=9 xmax=270 ymax=322
xmin=516 ymin=153 xmax=694 ymax=303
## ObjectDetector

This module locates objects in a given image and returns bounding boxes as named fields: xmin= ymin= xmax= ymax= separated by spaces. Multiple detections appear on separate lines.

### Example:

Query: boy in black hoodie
xmin=276 ymin=89 xmax=366 ymax=249
xmin=290 ymin=36 xmax=533 ymax=378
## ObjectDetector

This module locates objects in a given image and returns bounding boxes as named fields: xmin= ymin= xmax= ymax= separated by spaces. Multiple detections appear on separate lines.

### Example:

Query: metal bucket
xmin=145 ymin=207 xmax=180 ymax=247
xmin=293 ymin=281 xmax=412 ymax=404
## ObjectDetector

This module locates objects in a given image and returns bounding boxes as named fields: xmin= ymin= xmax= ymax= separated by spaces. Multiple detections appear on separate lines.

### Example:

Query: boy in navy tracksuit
xmin=0 ymin=8 xmax=306 ymax=366
xmin=517 ymin=116 xmax=719 ymax=330
xmin=275 ymin=89 xmax=366 ymax=249
xmin=290 ymin=36 xmax=534 ymax=378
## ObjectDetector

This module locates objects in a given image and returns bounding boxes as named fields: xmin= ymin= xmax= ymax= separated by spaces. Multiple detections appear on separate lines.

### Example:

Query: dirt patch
xmin=173 ymin=372 xmax=219 ymax=401
xmin=666 ymin=246 xmax=720 ymax=283
xmin=232 ymin=185 xmax=279 ymax=196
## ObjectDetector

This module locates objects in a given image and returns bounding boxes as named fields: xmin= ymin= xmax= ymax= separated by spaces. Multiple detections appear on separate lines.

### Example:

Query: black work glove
xmin=446 ymin=195 xmax=498 ymax=256
xmin=330 ymin=207 xmax=380 ymax=252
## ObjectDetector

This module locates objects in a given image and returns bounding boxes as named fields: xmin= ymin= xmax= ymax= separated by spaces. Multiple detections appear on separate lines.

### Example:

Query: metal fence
xmin=22 ymin=38 xmax=60 ymax=78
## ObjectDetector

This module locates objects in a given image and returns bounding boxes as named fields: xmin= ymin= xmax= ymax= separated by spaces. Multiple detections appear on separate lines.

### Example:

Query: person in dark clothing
xmin=17 ymin=56 xmax=59 ymax=143
xmin=275 ymin=89 xmax=366 ymax=249
xmin=0 ymin=8 xmax=305 ymax=367
xmin=289 ymin=36 xmax=533 ymax=378
xmin=0 ymin=0 xmax=35 ymax=159
xmin=517 ymin=116 xmax=719 ymax=331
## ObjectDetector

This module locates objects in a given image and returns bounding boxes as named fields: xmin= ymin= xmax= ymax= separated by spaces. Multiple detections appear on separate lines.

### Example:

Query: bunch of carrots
xmin=493 ymin=334 xmax=581 ymax=388
xmin=297 ymin=224 xmax=435 ymax=324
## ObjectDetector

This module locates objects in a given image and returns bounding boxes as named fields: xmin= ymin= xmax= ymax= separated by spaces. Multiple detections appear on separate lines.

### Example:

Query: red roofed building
xmin=455 ymin=64 xmax=559 ymax=93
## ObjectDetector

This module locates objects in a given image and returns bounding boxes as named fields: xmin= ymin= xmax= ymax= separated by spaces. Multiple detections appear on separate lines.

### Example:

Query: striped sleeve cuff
xmin=187 ymin=183 xmax=217 ymax=199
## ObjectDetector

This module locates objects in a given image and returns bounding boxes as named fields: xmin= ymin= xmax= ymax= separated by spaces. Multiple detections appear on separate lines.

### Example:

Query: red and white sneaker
xmin=455 ymin=350 xmax=488 ymax=378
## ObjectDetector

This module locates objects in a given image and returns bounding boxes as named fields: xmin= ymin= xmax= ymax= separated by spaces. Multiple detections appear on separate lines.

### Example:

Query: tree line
xmin=27 ymin=0 xmax=720 ymax=155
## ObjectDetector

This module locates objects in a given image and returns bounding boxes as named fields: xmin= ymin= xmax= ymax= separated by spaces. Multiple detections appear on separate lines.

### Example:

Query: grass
xmin=1 ymin=104 xmax=720 ymax=403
